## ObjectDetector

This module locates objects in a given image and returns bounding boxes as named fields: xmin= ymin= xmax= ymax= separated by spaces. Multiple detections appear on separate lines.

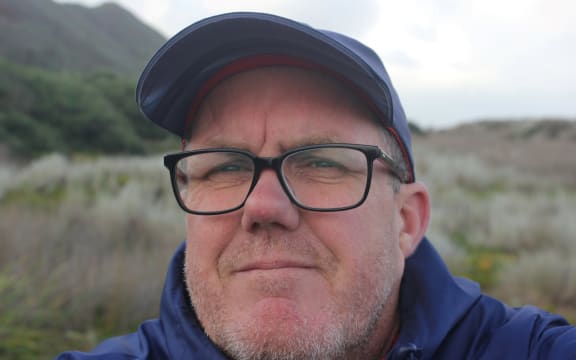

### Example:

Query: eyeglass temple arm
xmin=376 ymin=148 xmax=407 ymax=183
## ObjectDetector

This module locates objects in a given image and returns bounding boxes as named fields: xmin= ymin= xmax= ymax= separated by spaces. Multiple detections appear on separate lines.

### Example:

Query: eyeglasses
xmin=163 ymin=143 xmax=405 ymax=215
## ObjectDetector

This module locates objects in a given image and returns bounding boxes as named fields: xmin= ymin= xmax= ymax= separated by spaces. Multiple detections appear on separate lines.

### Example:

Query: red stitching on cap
xmin=385 ymin=125 xmax=414 ymax=183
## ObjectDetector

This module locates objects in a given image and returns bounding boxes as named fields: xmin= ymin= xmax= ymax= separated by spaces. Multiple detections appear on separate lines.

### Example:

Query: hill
xmin=0 ymin=0 xmax=166 ymax=77
xmin=0 ymin=58 xmax=176 ymax=159
xmin=413 ymin=118 xmax=576 ymax=186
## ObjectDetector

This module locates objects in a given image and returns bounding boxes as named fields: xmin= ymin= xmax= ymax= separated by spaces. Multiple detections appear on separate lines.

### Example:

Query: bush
xmin=414 ymin=143 xmax=576 ymax=322
xmin=0 ymin=58 xmax=175 ymax=159
xmin=0 ymin=154 xmax=183 ymax=357
xmin=0 ymin=111 xmax=63 ymax=157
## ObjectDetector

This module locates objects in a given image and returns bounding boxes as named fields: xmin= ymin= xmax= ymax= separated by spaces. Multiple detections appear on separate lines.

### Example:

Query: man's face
xmin=184 ymin=67 xmax=413 ymax=359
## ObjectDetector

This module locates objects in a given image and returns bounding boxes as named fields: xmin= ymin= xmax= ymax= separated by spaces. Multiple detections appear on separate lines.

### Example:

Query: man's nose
xmin=240 ymin=170 xmax=300 ymax=232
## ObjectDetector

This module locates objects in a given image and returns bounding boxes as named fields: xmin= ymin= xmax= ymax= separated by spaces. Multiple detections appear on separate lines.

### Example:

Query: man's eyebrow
xmin=283 ymin=136 xmax=340 ymax=150
xmin=187 ymin=139 xmax=251 ymax=151
xmin=189 ymin=136 xmax=342 ymax=152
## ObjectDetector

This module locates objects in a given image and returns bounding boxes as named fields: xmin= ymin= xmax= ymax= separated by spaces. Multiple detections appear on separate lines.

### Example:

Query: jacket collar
xmin=388 ymin=237 xmax=482 ymax=359
xmin=159 ymin=242 xmax=228 ymax=359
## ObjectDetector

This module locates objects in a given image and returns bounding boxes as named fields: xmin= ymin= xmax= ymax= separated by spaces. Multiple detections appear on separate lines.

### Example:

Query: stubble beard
xmin=184 ymin=246 xmax=399 ymax=360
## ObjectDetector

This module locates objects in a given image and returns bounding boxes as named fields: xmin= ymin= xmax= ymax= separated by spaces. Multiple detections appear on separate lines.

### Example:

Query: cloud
xmin=272 ymin=0 xmax=382 ymax=37
xmin=403 ymin=84 xmax=576 ymax=128
xmin=153 ymin=0 xmax=382 ymax=38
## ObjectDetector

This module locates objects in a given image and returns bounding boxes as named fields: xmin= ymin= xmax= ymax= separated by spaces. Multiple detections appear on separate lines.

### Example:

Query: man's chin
xmin=215 ymin=316 xmax=344 ymax=360
xmin=249 ymin=296 xmax=310 ymax=321
xmin=197 ymin=299 xmax=340 ymax=360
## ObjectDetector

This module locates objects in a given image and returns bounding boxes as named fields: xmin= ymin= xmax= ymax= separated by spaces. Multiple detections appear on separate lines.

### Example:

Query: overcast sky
xmin=56 ymin=0 xmax=576 ymax=129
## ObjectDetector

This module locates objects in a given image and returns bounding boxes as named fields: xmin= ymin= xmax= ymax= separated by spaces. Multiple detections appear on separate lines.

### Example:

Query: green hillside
xmin=0 ymin=0 xmax=166 ymax=77
xmin=0 ymin=58 xmax=176 ymax=159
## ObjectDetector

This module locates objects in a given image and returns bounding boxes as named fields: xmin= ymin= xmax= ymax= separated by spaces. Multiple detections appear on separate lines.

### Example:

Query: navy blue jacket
xmin=56 ymin=238 xmax=576 ymax=359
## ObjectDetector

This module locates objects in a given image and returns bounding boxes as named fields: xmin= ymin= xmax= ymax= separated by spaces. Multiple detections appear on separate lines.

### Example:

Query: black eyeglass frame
xmin=163 ymin=143 xmax=406 ymax=215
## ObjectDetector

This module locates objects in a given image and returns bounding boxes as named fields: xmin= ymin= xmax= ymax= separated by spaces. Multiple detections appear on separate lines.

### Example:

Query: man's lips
xmin=236 ymin=260 xmax=316 ymax=273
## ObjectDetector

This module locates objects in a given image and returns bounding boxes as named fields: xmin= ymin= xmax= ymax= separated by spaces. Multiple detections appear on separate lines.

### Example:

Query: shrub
xmin=0 ymin=154 xmax=184 ymax=356
xmin=0 ymin=59 xmax=176 ymax=159
xmin=414 ymin=143 xmax=576 ymax=322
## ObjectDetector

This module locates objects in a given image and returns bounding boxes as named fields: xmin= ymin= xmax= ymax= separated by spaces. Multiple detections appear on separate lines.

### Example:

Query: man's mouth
xmin=237 ymin=259 xmax=315 ymax=273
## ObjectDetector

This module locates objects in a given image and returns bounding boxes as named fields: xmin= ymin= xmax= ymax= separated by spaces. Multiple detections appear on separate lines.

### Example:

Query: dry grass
xmin=413 ymin=138 xmax=576 ymax=320
xmin=0 ymin=154 xmax=184 ymax=358
xmin=416 ymin=119 xmax=576 ymax=187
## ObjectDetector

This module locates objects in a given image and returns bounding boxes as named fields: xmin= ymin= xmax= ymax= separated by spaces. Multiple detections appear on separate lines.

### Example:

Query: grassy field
xmin=0 ymin=129 xmax=575 ymax=358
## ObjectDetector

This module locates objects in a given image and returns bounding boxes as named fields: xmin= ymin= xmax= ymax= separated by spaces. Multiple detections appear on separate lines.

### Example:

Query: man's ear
xmin=397 ymin=182 xmax=430 ymax=258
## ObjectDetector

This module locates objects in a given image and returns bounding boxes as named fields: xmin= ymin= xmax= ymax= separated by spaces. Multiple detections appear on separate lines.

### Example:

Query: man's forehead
xmin=202 ymin=66 xmax=365 ymax=103
xmin=183 ymin=67 xmax=393 ymax=156
xmin=190 ymin=66 xmax=374 ymax=129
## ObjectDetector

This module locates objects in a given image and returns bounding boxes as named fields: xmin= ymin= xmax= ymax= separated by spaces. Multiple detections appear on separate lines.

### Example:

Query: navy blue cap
xmin=136 ymin=12 xmax=415 ymax=182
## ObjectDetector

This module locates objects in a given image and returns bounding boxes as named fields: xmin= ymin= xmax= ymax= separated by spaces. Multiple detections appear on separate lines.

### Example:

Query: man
xmin=58 ymin=12 xmax=575 ymax=360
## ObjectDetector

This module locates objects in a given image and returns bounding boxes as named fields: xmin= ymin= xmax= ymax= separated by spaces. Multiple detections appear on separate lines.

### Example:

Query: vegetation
xmin=0 ymin=58 xmax=176 ymax=159
xmin=0 ymin=154 xmax=183 ymax=359
xmin=0 ymin=145 xmax=574 ymax=358
xmin=415 ymin=144 xmax=576 ymax=318
xmin=0 ymin=0 xmax=165 ymax=77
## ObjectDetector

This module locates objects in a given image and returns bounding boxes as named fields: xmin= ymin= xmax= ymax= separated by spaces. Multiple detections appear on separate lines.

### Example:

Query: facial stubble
xmin=184 ymin=231 xmax=400 ymax=360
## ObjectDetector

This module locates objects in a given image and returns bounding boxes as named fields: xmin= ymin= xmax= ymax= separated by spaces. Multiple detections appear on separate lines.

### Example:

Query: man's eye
xmin=291 ymin=157 xmax=349 ymax=178
xmin=308 ymin=160 xmax=339 ymax=168
xmin=213 ymin=164 xmax=245 ymax=172
xmin=202 ymin=162 xmax=253 ymax=182
xmin=300 ymin=157 xmax=347 ymax=171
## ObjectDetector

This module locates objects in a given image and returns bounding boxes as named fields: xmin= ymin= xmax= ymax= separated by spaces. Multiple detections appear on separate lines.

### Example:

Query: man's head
xmin=137 ymin=12 xmax=430 ymax=360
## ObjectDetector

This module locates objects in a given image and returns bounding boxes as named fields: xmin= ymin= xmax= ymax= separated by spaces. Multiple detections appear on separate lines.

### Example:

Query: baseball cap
xmin=136 ymin=12 xmax=415 ymax=182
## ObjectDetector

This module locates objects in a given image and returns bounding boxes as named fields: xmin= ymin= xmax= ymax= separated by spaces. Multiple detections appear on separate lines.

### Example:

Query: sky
xmin=55 ymin=0 xmax=576 ymax=129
